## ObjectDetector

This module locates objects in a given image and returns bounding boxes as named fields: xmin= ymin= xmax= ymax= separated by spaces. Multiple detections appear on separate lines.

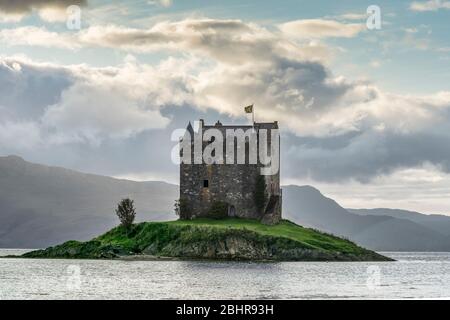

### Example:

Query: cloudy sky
xmin=0 ymin=0 xmax=450 ymax=214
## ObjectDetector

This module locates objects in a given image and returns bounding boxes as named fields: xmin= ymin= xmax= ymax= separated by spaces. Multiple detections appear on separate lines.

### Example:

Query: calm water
xmin=1 ymin=250 xmax=449 ymax=299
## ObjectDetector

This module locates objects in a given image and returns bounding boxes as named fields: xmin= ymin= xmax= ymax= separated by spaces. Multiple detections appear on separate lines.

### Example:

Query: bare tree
xmin=116 ymin=198 xmax=136 ymax=229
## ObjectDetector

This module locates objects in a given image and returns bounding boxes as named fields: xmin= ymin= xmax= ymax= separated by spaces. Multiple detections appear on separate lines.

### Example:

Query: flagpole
xmin=252 ymin=106 xmax=255 ymax=124
xmin=252 ymin=104 xmax=255 ymax=125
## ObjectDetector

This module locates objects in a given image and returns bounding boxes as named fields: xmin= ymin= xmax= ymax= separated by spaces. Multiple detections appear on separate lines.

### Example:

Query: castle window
xmin=203 ymin=180 xmax=209 ymax=188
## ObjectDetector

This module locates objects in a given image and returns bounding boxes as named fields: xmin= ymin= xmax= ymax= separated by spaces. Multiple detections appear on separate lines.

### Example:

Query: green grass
xmin=93 ymin=217 xmax=370 ymax=256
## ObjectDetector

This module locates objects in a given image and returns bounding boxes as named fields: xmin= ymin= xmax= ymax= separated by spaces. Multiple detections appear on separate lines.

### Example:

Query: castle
xmin=179 ymin=119 xmax=282 ymax=225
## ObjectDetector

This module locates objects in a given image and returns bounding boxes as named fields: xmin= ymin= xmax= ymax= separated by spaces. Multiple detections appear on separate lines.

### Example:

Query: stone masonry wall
xmin=180 ymin=120 xmax=281 ymax=222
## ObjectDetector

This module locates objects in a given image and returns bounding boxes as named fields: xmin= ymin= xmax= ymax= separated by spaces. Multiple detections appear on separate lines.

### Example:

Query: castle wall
xmin=179 ymin=120 xmax=282 ymax=222
xmin=181 ymin=162 xmax=261 ymax=219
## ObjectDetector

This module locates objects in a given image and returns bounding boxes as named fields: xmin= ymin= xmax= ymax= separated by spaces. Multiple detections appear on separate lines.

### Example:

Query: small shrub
xmin=175 ymin=198 xmax=191 ymax=219
xmin=209 ymin=201 xmax=228 ymax=219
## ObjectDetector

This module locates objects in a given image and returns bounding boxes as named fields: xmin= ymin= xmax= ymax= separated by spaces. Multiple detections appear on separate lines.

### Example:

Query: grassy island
xmin=22 ymin=218 xmax=392 ymax=261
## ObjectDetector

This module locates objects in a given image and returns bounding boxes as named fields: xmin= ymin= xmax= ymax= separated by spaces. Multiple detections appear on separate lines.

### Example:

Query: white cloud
xmin=0 ymin=56 xmax=184 ymax=146
xmin=0 ymin=26 xmax=78 ymax=49
xmin=369 ymin=60 xmax=382 ymax=68
xmin=410 ymin=0 xmax=450 ymax=11
xmin=404 ymin=27 xmax=419 ymax=33
xmin=37 ymin=7 xmax=68 ymax=22
xmin=1 ymin=18 xmax=450 ymax=187
xmin=0 ymin=121 xmax=42 ymax=150
xmin=279 ymin=19 xmax=365 ymax=39
xmin=336 ymin=13 xmax=368 ymax=20
xmin=42 ymin=81 xmax=170 ymax=145
xmin=1 ymin=19 xmax=450 ymax=141
xmin=148 ymin=0 xmax=173 ymax=7
xmin=0 ymin=13 xmax=24 ymax=23
xmin=77 ymin=19 xmax=297 ymax=64
xmin=0 ymin=19 xmax=335 ymax=63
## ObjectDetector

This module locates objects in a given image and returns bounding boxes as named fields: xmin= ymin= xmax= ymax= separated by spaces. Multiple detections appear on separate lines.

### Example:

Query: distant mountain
xmin=348 ymin=208 xmax=450 ymax=237
xmin=0 ymin=155 xmax=178 ymax=248
xmin=1 ymin=156 xmax=450 ymax=251
xmin=282 ymin=185 xmax=450 ymax=251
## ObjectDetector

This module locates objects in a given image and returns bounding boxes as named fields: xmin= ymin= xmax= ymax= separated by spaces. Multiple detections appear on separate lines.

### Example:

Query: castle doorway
xmin=228 ymin=205 xmax=236 ymax=217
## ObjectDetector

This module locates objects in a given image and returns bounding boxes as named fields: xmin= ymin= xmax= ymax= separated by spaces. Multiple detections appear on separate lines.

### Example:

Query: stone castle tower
xmin=179 ymin=119 xmax=282 ymax=225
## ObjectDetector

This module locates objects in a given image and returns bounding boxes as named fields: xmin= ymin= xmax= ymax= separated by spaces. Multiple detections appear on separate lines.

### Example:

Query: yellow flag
xmin=245 ymin=104 xmax=253 ymax=113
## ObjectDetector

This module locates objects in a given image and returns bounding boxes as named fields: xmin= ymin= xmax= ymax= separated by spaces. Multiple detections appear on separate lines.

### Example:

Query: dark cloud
xmin=76 ymin=20 xmax=379 ymax=135
xmin=79 ymin=19 xmax=282 ymax=65
xmin=0 ymin=0 xmax=87 ymax=14
xmin=0 ymin=59 xmax=74 ymax=120
xmin=284 ymin=129 xmax=450 ymax=183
